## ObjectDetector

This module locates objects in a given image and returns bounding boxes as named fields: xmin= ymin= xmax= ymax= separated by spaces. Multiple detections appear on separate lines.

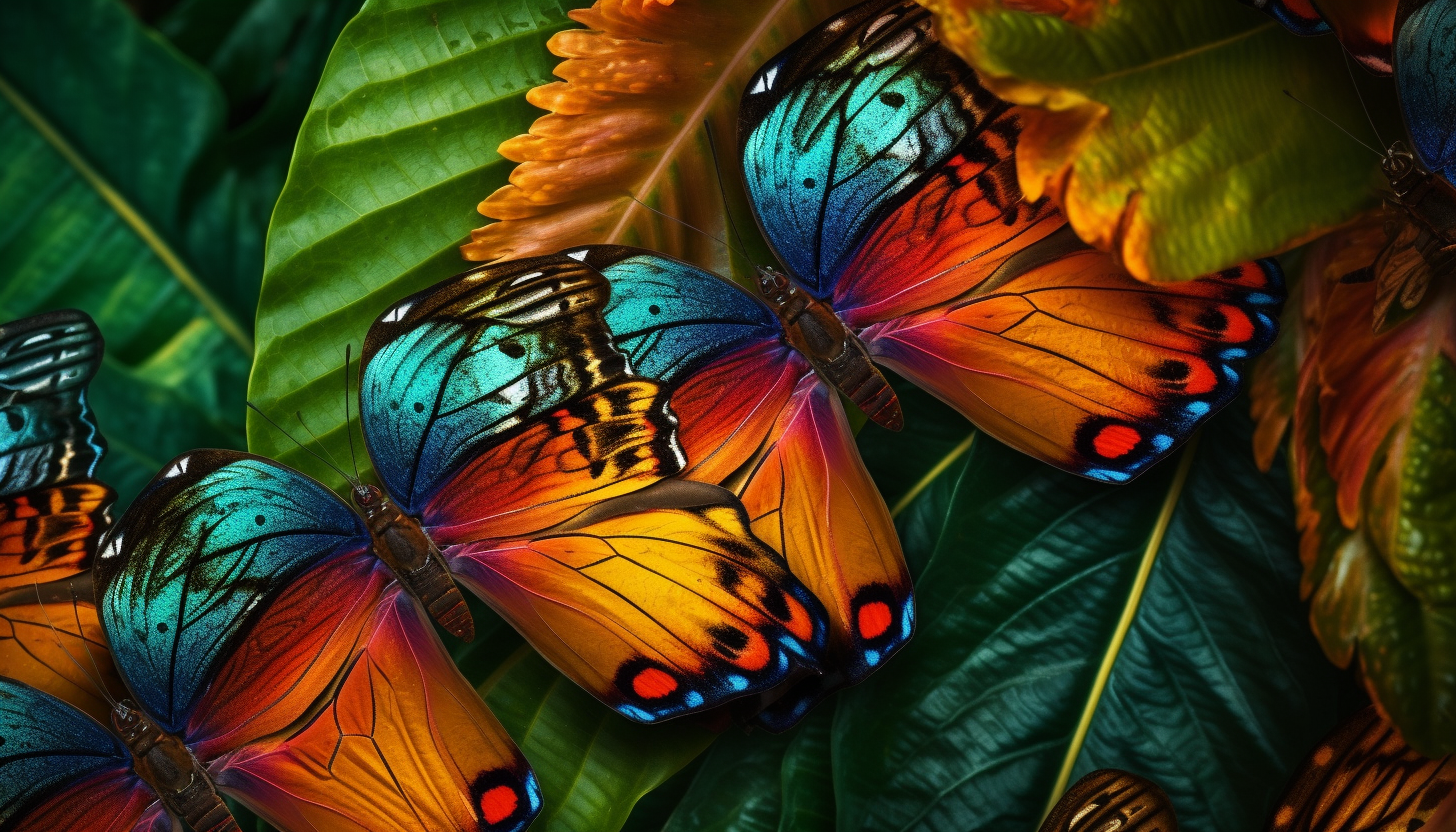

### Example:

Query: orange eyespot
xmin=1092 ymin=425 xmax=1141 ymax=459
xmin=631 ymin=667 xmax=678 ymax=699
xmin=479 ymin=785 xmax=518 ymax=825
xmin=857 ymin=601 xmax=893 ymax=640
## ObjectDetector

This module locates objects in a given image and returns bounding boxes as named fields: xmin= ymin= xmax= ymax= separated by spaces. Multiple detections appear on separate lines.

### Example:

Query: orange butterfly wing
xmin=840 ymin=143 xmax=1282 ymax=483
xmin=215 ymin=590 xmax=539 ymax=832
xmin=446 ymin=485 xmax=826 ymax=724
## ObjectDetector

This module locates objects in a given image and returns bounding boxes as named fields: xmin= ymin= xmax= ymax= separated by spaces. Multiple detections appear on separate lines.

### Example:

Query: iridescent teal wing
xmin=0 ymin=678 xmax=154 ymax=831
xmin=93 ymin=450 xmax=371 ymax=737
xmin=359 ymin=253 xmax=633 ymax=515
xmin=736 ymin=0 xmax=1003 ymax=297
xmin=1397 ymin=0 xmax=1456 ymax=186
xmin=579 ymin=245 xmax=780 ymax=384
xmin=0 ymin=309 xmax=105 ymax=494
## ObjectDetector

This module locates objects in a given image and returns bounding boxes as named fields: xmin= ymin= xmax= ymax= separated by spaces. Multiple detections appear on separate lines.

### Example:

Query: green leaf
xmin=831 ymin=403 xmax=1355 ymax=832
xmin=482 ymin=647 xmax=714 ymax=832
xmin=249 ymin=0 xmax=596 ymax=487
xmin=919 ymin=0 xmax=1386 ymax=281
xmin=0 ymin=0 xmax=252 ymax=503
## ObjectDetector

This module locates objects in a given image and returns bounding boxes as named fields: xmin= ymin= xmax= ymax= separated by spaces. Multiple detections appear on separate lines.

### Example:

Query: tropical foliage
xmin=2 ymin=0 xmax=1452 ymax=829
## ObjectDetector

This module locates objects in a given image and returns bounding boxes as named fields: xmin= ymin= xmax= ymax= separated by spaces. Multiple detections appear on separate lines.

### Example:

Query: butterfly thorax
xmin=352 ymin=484 xmax=474 ymax=641
xmin=1383 ymin=142 xmax=1456 ymax=266
xmin=754 ymin=266 xmax=903 ymax=431
xmin=111 ymin=701 xmax=238 ymax=832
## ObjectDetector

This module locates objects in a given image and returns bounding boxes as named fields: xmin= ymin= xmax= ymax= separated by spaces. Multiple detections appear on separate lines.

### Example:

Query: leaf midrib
xmin=607 ymin=0 xmax=798 ymax=243
xmin=0 ymin=73 xmax=254 ymax=357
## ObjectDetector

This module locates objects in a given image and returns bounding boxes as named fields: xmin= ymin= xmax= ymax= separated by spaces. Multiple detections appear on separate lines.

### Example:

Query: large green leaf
xmin=918 ymin=0 xmax=1386 ymax=282
xmin=248 ymin=0 xmax=597 ymax=484
xmin=0 ymin=0 xmax=252 ymax=503
xmin=831 ymin=403 xmax=1354 ymax=832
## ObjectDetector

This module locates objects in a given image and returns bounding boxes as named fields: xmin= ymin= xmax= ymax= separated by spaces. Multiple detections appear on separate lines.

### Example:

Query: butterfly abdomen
xmin=113 ymin=702 xmax=240 ymax=832
xmin=355 ymin=487 xmax=475 ymax=641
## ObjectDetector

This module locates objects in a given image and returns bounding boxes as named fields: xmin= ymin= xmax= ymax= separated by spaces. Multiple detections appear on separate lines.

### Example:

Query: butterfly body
xmin=754 ymin=266 xmax=903 ymax=431
xmin=111 ymin=701 xmax=236 ymax=832
xmin=350 ymin=483 xmax=473 ymax=641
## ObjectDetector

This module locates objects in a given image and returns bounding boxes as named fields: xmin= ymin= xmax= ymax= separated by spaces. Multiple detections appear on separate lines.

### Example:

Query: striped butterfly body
xmin=1039 ymin=770 xmax=1178 ymax=832
xmin=1268 ymin=706 xmax=1454 ymax=831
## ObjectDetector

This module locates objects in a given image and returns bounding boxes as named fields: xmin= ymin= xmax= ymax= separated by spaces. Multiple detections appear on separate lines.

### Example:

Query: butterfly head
xmin=755 ymin=265 xmax=803 ymax=313
xmin=111 ymin=700 xmax=158 ymax=748
xmin=351 ymin=483 xmax=387 ymax=516
xmin=1382 ymin=141 xmax=1425 ymax=195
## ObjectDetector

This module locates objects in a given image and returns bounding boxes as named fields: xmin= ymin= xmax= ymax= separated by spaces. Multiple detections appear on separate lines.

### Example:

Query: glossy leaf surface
xmin=917 ymin=0 xmax=1382 ymax=281
xmin=835 ymin=401 xmax=1351 ymax=832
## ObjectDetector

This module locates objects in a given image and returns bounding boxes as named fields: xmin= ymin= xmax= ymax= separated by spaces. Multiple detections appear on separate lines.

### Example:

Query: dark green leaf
xmin=0 ymin=0 xmax=252 ymax=504
xmin=832 ymin=403 xmax=1354 ymax=832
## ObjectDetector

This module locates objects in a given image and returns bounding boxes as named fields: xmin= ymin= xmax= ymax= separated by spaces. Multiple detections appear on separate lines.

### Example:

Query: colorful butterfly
xmin=568 ymin=0 xmax=1283 ymax=728
xmin=0 ymin=444 xmax=543 ymax=832
xmin=355 ymin=253 xmax=826 ymax=723
xmin=0 ymin=310 xmax=121 ymax=725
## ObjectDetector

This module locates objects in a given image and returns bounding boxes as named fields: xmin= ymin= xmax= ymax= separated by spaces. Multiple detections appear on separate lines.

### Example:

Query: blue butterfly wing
xmin=0 ymin=309 xmax=105 ymax=494
xmin=578 ymin=245 xmax=780 ymax=384
xmin=0 ymin=678 xmax=147 ymax=829
xmin=737 ymin=0 xmax=1002 ymax=297
xmin=94 ymin=449 xmax=369 ymax=735
xmin=1397 ymin=0 xmax=1456 ymax=186
xmin=359 ymin=253 xmax=634 ymax=515
xmin=1235 ymin=0 xmax=1331 ymax=35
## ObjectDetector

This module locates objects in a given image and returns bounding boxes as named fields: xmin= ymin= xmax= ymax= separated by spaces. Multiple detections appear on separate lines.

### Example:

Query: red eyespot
xmin=1092 ymin=425 xmax=1141 ymax=459
xmin=479 ymin=785 xmax=518 ymax=825
xmin=857 ymin=601 xmax=893 ymax=640
xmin=631 ymin=667 xmax=678 ymax=699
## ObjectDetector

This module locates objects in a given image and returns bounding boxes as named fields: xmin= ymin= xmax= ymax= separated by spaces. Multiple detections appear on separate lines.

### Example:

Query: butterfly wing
xmin=584 ymin=246 xmax=911 ymax=728
xmin=1267 ymin=705 xmax=1455 ymax=831
xmin=360 ymin=253 xmax=644 ymax=519
xmin=446 ymin=483 xmax=826 ymax=724
xmin=1038 ymin=770 xmax=1177 ymax=832
xmin=214 ymin=589 xmax=540 ymax=832
xmin=1304 ymin=0 xmax=1400 ymax=73
xmin=0 ymin=310 xmax=120 ymax=725
xmin=94 ymin=449 xmax=378 ymax=748
xmin=1396 ymin=0 xmax=1456 ymax=186
xmin=736 ymin=0 xmax=1006 ymax=299
xmin=0 ymin=678 xmax=156 ymax=832
xmin=1235 ymin=0 xmax=1331 ymax=35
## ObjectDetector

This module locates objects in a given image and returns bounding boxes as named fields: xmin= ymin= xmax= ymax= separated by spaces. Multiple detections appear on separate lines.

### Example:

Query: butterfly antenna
xmin=293 ymin=410 xmax=360 ymax=488
xmin=69 ymin=580 xmax=119 ymax=707
xmin=33 ymin=582 xmax=113 ymax=707
xmin=701 ymin=121 xmax=753 ymax=259
xmin=1283 ymin=89 xmax=1385 ymax=157
xmin=626 ymin=194 xmax=754 ymax=262
xmin=342 ymin=345 xmax=362 ymax=483
xmin=1340 ymin=50 xmax=1389 ymax=150
xmin=246 ymin=401 xmax=356 ymax=486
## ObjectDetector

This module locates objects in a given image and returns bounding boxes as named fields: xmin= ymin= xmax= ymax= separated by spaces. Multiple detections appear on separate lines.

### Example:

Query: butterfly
xmin=568 ymin=0 xmax=1283 ymax=729
xmin=0 ymin=441 xmax=543 ymax=832
xmin=1236 ymin=0 xmax=1333 ymax=36
xmin=0 ymin=309 xmax=121 ymax=725
xmin=1266 ymin=705 xmax=1454 ymax=831
xmin=353 ymin=253 xmax=827 ymax=724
